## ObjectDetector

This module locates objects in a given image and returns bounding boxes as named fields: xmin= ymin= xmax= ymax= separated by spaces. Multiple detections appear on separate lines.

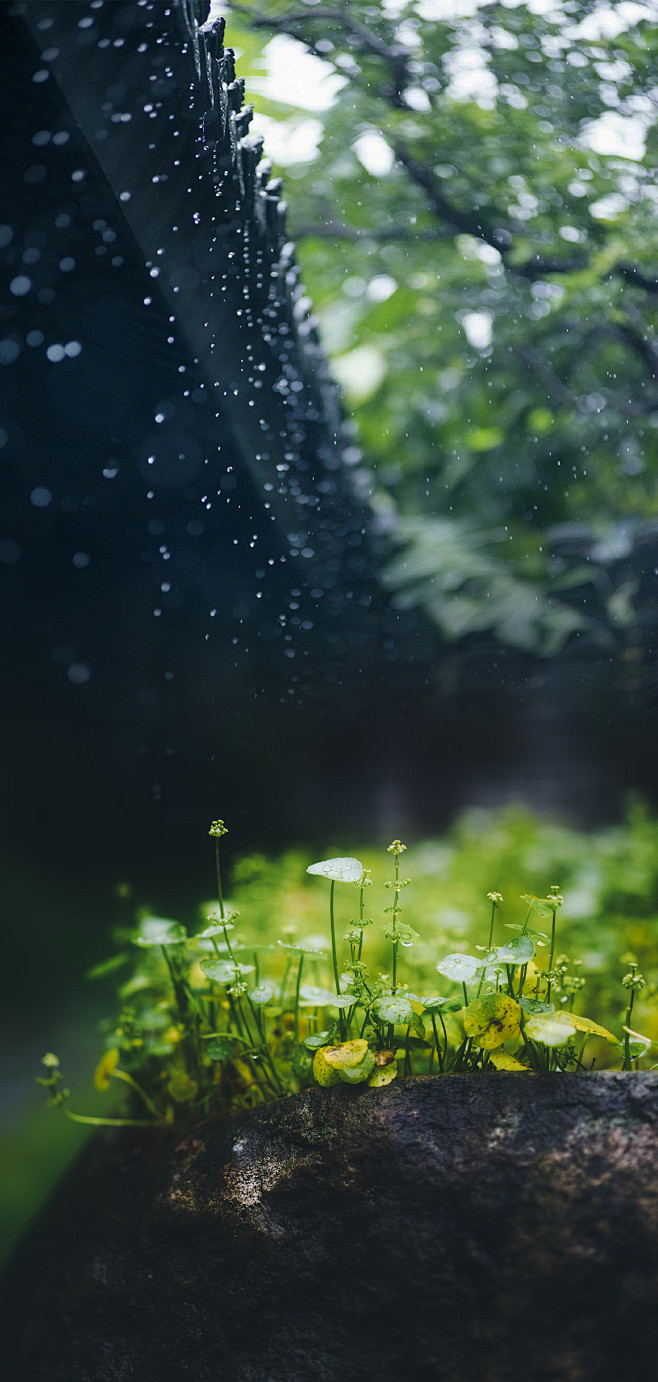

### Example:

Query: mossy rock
xmin=3 ymin=1073 xmax=658 ymax=1381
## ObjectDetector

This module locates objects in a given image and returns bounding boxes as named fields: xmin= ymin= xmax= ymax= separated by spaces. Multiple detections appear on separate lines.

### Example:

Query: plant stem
xmin=112 ymin=1068 xmax=162 ymax=1119
xmin=477 ymin=898 xmax=498 ymax=997
xmin=403 ymin=1025 xmax=412 ymax=1076
xmin=162 ymin=946 xmax=201 ymax=1082
xmin=215 ymin=840 xmax=225 ymax=922
xmin=329 ymin=880 xmax=345 ymax=1040
xmin=430 ymin=1013 xmax=445 ymax=1073
xmin=547 ymin=907 xmax=558 ymax=1004
xmin=623 ymin=990 xmax=635 ymax=1071
xmin=294 ymin=954 xmax=304 ymax=1046
xmin=392 ymin=851 xmax=400 ymax=994
xmin=64 ymin=1109 xmax=165 ymax=1128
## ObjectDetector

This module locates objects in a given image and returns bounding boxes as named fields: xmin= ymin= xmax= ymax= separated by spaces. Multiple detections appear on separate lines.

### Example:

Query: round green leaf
xmin=303 ymin=1030 xmax=333 ymax=1049
xmin=249 ymin=983 xmax=276 ymax=1006
xmin=307 ymin=857 xmax=364 ymax=883
xmin=375 ymin=995 xmax=414 ymax=1024
xmin=201 ymin=958 xmax=255 ymax=984
xmin=520 ymin=997 xmax=555 ymax=1016
xmin=299 ymin=985 xmax=337 ymax=1006
xmin=207 ymin=1036 xmax=234 ymax=1060
xmin=436 ymin=953 xmax=481 ymax=982
xmin=495 ymin=935 xmax=535 ymax=965
xmin=134 ymin=916 xmax=187 ymax=948
xmin=277 ymin=938 xmax=327 ymax=955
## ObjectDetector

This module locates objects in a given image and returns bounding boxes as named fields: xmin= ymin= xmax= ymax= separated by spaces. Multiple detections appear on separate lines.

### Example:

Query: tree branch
xmin=224 ymin=1 xmax=412 ymax=103
xmin=391 ymin=143 xmax=506 ymax=251
xmin=293 ymin=220 xmax=447 ymax=242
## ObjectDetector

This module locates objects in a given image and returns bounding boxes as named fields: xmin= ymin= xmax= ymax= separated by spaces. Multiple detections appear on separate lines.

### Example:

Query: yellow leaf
xmin=167 ymin=1074 xmax=198 ymax=1103
xmin=368 ymin=1061 xmax=398 ymax=1088
xmin=489 ymin=1051 xmax=529 ymax=1072
xmin=94 ymin=1047 xmax=119 ymax=1092
xmin=463 ymin=995 xmax=521 ymax=1050
xmin=323 ymin=1039 xmax=369 ymax=1070
xmin=568 ymin=1013 xmax=619 ymax=1044
xmin=312 ymin=1047 xmax=341 ymax=1087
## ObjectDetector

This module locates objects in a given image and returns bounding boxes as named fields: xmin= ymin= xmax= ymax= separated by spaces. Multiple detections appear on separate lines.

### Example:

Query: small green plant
xmin=38 ymin=820 xmax=658 ymax=1131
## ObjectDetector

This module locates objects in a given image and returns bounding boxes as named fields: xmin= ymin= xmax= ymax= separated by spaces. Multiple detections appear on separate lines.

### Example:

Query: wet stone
xmin=3 ymin=1073 xmax=658 ymax=1381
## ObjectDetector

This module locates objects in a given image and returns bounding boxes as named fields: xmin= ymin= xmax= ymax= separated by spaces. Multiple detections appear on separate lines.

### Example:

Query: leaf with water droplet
xmin=520 ymin=997 xmax=555 ymax=1016
xmin=307 ymin=857 xmax=363 ymax=883
xmin=249 ymin=983 xmax=276 ymax=1006
xmin=375 ymin=995 xmax=414 ymax=1025
xmin=436 ymin=953 xmax=481 ymax=982
xmin=134 ymin=916 xmax=187 ymax=947
xmin=201 ymin=958 xmax=255 ymax=984
xmin=277 ymin=938 xmax=327 ymax=955
xmin=495 ymin=934 xmax=535 ymax=965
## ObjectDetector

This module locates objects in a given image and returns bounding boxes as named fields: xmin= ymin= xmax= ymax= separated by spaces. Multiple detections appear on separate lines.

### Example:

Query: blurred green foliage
xmin=223 ymin=0 xmax=658 ymax=654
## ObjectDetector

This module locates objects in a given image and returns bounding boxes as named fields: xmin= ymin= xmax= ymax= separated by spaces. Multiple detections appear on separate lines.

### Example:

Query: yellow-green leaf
xmin=94 ymin=1047 xmax=119 ymax=1092
xmin=323 ymin=1039 xmax=369 ymax=1070
xmin=568 ymin=1013 xmax=619 ymax=1044
xmin=463 ymin=995 xmax=521 ymax=1050
xmin=368 ymin=1061 xmax=398 ymax=1088
xmin=489 ymin=1051 xmax=529 ymax=1072
xmin=312 ymin=1047 xmax=341 ymax=1086
xmin=168 ymin=1074 xmax=198 ymax=1103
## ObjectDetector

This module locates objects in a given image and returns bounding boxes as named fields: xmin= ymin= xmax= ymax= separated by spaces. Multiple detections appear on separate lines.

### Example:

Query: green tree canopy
xmin=220 ymin=0 xmax=658 ymax=656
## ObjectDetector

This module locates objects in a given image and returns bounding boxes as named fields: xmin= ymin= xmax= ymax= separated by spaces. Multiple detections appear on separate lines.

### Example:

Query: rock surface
xmin=3 ymin=1073 xmax=658 ymax=1381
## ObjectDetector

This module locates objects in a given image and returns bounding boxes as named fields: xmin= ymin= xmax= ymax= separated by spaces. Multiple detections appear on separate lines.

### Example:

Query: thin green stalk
xmin=294 ymin=953 xmax=304 ymax=1046
xmin=477 ymin=898 xmax=498 ymax=998
xmin=215 ymin=840 xmax=225 ymax=922
xmin=329 ymin=881 xmax=346 ymax=1040
xmin=546 ymin=894 xmax=561 ymax=1004
xmin=357 ymin=881 xmax=365 ymax=964
xmin=462 ymin=982 xmax=469 ymax=1009
xmin=279 ymin=957 xmax=291 ymax=1009
xmin=64 ymin=1109 xmax=165 ymax=1128
xmin=623 ymin=989 xmax=635 ymax=1071
xmin=430 ymin=1013 xmax=445 ymax=1073
xmin=403 ymin=1024 xmax=412 ymax=1076
xmin=162 ymin=946 xmax=201 ymax=1082
xmin=112 ymin=1068 xmax=163 ymax=1119
xmin=392 ymin=851 xmax=400 ymax=994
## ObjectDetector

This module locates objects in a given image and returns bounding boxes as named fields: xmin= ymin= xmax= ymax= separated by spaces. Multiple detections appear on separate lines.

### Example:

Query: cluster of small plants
xmin=38 ymin=819 xmax=658 ymax=1129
